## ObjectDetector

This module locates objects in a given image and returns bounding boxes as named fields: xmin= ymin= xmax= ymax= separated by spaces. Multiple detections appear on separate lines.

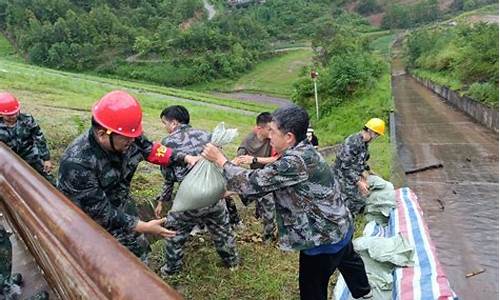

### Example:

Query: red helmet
xmin=92 ymin=90 xmax=143 ymax=138
xmin=0 ymin=92 xmax=21 ymax=115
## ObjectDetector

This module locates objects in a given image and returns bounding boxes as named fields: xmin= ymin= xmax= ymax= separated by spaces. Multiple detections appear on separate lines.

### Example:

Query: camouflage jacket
xmin=58 ymin=129 xmax=177 ymax=233
xmin=332 ymin=132 xmax=369 ymax=185
xmin=224 ymin=140 xmax=352 ymax=251
xmin=0 ymin=113 xmax=50 ymax=164
xmin=158 ymin=124 xmax=211 ymax=202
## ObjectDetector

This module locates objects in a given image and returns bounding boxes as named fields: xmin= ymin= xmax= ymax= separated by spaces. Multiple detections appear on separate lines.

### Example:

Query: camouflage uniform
xmin=237 ymin=132 xmax=276 ymax=240
xmin=0 ymin=225 xmax=12 ymax=286
xmin=0 ymin=225 xmax=23 ymax=300
xmin=223 ymin=196 xmax=241 ymax=226
xmin=0 ymin=113 xmax=54 ymax=184
xmin=224 ymin=140 xmax=353 ymax=251
xmin=331 ymin=132 xmax=370 ymax=215
xmin=58 ymin=129 xmax=177 ymax=260
xmin=157 ymin=124 xmax=238 ymax=275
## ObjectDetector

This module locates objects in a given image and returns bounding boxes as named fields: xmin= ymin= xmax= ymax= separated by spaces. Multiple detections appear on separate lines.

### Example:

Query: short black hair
xmin=256 ymin=112 xmax=272 ymax=125
xmin=91 ymin=117 xmax=105 ymax=131
xmin=272 ymin=105 xmax=309 ymax=143
xmin=160 ymin=105 xmax=190 ymax=124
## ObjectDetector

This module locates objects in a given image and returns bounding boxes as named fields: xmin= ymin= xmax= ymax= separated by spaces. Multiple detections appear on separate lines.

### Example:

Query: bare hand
xmin=357 ymin=180 xmax=369 ymax=196
xmin=202 ymin=143 xmax=227 ymax=167
xmin=135 ymin=218 xmax=176 ymax=238
xmin=231 ymin=157 xmax=242 ymax=166
xmin=154 ymin=201 xmax=163 ymax=219
xmin=236 ymin=155 xmax=253 ymax=165
xmin=184 ymin=155 xmax=201 ymax=167
xmin=43 ymin=160 xmax=53 ymax=173
xmin=224 ymin=190 xmax=237 ymax=198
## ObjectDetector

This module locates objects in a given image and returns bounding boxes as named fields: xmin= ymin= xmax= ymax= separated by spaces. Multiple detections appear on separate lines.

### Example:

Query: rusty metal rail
xmin=0 ymin=143 xmax=182 ymax=299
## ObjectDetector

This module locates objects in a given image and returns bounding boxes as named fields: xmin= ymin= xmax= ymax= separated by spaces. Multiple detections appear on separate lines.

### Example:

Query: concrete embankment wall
xmin=412 ymin=75 xmax=499 ymax=132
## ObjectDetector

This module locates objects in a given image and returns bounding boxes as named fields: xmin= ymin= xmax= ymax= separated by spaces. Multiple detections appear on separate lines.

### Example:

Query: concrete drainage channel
xmin=392 ymin=72 xmax=499 ymax=299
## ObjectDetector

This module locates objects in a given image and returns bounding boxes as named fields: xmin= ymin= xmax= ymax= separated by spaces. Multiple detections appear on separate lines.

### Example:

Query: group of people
xmin=0 ymin=90 xmax=385 ymax=300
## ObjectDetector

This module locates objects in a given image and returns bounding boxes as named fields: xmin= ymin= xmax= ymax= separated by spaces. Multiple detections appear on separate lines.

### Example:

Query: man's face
xmin=269 ymin=121 xmax=293 ymax=153
xmin=96 ymin=129 xmax=135 ymax=153
xmin=1 ymin=113 xmax=18 ymax=125
xmin=367 ymin=130 xmax=380 ymax=143
xmin=161 ymin=117 xmax=178 ymax=134
xmin=256 ymin=122 xmax=272 ymax=139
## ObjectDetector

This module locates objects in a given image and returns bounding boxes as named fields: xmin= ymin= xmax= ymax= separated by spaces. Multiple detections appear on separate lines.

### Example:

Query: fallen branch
xmin=405 ymin=163 xmax=443 ymax=174
xmin=465 ymin=269 xmax=486 ymax=278
xmin=435 ymin=199 xmax=445 ymax=211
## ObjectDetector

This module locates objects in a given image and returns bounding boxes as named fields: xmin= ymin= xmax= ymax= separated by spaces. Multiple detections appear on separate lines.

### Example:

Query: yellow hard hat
xmin=365 ymin=118 xmax=385 ymax=135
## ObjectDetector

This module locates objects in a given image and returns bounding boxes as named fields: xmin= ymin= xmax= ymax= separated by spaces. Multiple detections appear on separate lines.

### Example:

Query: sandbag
xmin=365 ymin=175 xmax=396 ymax=225
xmin=171 ymin=123 xmax=238 ymax=212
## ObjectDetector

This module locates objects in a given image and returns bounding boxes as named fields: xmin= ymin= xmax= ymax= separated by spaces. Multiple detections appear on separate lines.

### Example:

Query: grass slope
xmin=0 ymin=32 xmax=395 ymax=299
xmin=189 ymin=49 xmax=313 ymax=98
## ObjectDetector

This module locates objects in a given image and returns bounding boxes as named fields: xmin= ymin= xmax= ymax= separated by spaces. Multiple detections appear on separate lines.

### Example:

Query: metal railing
xmin=0 ymin=143 xmax=182 ymax=299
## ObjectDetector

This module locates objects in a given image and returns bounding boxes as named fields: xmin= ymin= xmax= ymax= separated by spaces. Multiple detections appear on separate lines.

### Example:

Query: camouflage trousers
xmin=110 ymin=228 xmax=150 ymax=261
xmin=340 ymin=182 xmax=366 ymax=216
xmin=0 ymin=225 xmax=22 ymax=300
xmin=161 ymin=200 xmax=239 ymax=275
xmin=0 ymin=226 xmax=12 ymax=283
xmin=256 ymin=194 xmax=276 ymax=241
xmin=224 ymin=197 xmax=241 ymax=225
xmin=109 ymin=200 xmax=150 ymax=261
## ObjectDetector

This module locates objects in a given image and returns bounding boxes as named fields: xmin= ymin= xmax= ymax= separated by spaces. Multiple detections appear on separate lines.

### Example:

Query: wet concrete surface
xmin=0 ymin=209 xmax=55 ymax=299
xmin=392 ymin=74 xmax=499 ymax=299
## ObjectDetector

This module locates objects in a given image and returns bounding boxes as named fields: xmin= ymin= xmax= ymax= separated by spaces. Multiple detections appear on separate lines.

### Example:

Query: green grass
xmin=0 ymin=57 xmax=260 ymax=161
xmin=315 ymin=73 xmax=394 ymax=180
xmin=370 ymin=33 xmax=396 ymax=59
xmin=0 ymin=49 xmax=302 ymax=299
xmin=0 ymin=32 xmax=396 ymax=299
xmin=0 ymin=34 xmax=23 ymax=62
xmin=412 ymin=68 xmax=463 ymax=90
xmin=190 ymin=49 xmax=313 ymax=98
xmin=452 ymin=3 xmax=499 ymax=22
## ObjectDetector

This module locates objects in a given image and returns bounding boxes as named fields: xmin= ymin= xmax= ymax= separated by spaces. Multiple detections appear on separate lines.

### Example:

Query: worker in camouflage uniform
xmin=58 ymin=91 xmax=198 ymax=260
xmin=0 ymin=224 xmax=23 ymax=300
xmin=203 ymin=105 xmax=372 ymax=300
xmin=233 ymin=112 xmax=278 ymax=242
xmin=0 ymin=92 xmax=55 ymax=185
xmin=154 ymin=105 xmax=239 ymax=276
xmin=331 ymin=118 xmax=385 ymax=216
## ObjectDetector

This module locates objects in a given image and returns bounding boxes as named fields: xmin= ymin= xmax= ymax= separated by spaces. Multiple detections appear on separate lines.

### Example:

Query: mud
xmin=392 ymin=73 xmax=499 ymax=299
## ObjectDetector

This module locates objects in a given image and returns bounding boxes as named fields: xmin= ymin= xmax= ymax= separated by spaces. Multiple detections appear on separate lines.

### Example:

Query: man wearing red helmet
xmin=58 ymin=90 xmax=196 ymax=260
xmin=0 ymin=92 xmax=55 ymax=184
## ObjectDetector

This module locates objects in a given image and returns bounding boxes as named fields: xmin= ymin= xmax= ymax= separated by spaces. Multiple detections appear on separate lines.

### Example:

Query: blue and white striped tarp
xmin=333 ymin=187 xmax=458 ymax=300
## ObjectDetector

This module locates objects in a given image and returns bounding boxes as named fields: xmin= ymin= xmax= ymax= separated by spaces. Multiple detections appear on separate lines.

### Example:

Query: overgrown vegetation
xmin=404 ymin=22 xmax=499 ymax=107
xmin=380 ymin=0 xmax=497 ymax=29
xmin=0 ymin=0 xmax=367 ymax=87
xmin=290 ymin=19 xmax=394 ymax=177
xmin=292 ymin=22 xmax=387 ymax=115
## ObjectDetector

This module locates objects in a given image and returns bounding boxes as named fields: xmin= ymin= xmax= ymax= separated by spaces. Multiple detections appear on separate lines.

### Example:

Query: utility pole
xmin=310 ymin=70 xmax=319 ymax=120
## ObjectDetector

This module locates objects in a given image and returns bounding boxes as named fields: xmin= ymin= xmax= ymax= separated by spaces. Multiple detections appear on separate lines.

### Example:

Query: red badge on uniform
xmin=147 ymin=142 xmax=173 ymax=165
